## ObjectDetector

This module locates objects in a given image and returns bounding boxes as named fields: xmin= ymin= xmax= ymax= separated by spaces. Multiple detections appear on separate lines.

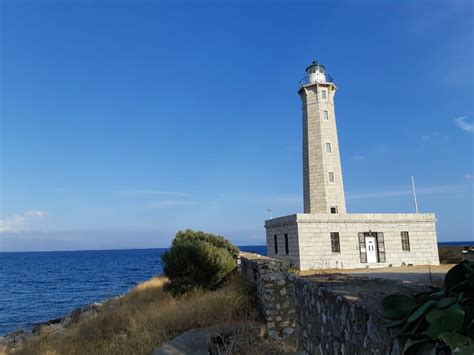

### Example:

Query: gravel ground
xmin=300 ymin=264 xmax=455 ymax=285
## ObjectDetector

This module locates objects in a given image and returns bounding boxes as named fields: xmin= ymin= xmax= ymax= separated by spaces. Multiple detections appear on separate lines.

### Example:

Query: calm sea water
xmin=0 ymin=246 xmax=266 ymax=335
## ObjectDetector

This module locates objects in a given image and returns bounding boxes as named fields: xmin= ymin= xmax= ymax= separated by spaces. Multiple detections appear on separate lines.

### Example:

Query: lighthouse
xmin=299 ymin=61 xmax=346 ymax=214
xmin=264 ymin=59 xmax=439 ymax=271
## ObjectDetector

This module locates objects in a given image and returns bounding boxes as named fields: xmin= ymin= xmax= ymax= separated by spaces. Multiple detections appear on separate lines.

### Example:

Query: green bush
xmin=382 ymin=260 xmax=474 ymax=354
xmin=162 ymin=229 xmax=239 ymax=294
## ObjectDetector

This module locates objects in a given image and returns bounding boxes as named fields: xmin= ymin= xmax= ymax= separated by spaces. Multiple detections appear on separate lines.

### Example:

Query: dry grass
xmin=10 ymin=273 xmax=256 ymax=355
xmin=438 ymin=246 xmax=469 ymax=264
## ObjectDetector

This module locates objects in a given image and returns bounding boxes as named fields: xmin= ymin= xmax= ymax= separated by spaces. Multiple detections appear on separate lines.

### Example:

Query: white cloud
xmin=465 ymin=174 xmax=473 ymax=180
xmin=0 ymin=210 xmax=48 ymax=233
xmin=117 ymin=189 xmax=191 ymax=197
xmin=454 ymin=116 xmax=474 ymax=133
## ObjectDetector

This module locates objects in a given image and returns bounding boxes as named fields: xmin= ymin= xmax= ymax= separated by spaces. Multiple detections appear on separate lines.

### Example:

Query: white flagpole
xmin=411 ymin=176 xmax=419 ymax=213
xmin=266 ymin=208 xmax=273 ymax=219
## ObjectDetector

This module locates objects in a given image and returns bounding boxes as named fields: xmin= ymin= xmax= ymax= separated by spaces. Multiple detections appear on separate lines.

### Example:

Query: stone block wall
xmin=240 ymin=253 xmax=427 ymax=354
xmin=239 ymin=253 xmax=297 ymax=338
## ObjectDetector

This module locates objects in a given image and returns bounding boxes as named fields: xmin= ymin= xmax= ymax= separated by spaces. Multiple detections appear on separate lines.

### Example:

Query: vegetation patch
xmin=382 ymin=260 xmax=474 ymax=354
xmin=162 ymin=229 xmax=239 ymax=294
xmin=8 ymin=274 xmax=256 ymax=355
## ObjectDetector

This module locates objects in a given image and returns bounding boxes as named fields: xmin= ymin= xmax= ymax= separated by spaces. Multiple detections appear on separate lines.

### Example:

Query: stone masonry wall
xmin=240 ymin=253 xmax=427 ymax=354
xmin=239 ymin=253 xmax=297 ymax=339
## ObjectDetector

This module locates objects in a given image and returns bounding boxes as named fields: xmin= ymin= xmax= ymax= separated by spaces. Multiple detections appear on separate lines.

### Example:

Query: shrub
xmin=382 ymin=260 xmax=474 ymax=354
xmin=162 ymin=230 xmax=239 ymax=293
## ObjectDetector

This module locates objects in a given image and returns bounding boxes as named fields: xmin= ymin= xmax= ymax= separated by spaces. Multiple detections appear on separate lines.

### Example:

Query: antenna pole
xmin=411 ymin=176 xmax=419 ymax=213
xmin=267 ymin=208 xmax=273 ymax=219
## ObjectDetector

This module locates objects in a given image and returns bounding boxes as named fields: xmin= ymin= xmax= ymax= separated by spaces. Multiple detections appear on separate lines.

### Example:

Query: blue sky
xmin=1 ymin=0 xmax=473 ymax=251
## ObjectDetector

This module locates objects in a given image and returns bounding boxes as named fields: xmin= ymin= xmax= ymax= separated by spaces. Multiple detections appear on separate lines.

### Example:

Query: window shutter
xmin=377 ymin=232 xmax=386 ymax=263
xmin=358 ymin=233 xmax=367 ymax=263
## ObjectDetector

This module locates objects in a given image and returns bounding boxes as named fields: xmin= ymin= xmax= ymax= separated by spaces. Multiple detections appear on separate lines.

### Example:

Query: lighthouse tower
xmin=298 ymin=61 xmax=347 ymax=214
xmin=264 ymin=59 xmax=439 ymax=271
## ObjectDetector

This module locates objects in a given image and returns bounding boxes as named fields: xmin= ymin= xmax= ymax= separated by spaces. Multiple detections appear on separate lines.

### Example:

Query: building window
xmin=401 ymin=231 xmax=410 ymax=251
xmin=325 ymin=143 xmax=332 ymax=153
xmin=330 ymin=232 xmax=340 ymax=253
xmin=321 ymin=90 xmax=327 ymax=99
xmin=284 ymin=234 xmax=289 ymax=255
xmin=330 ymin=206 xmax=338 ymax=214
xmin=328 ymin=172 xmax=335 ymax=183
xmin=274 ymin=235 xmax=278 ymax=254
xmin=323 ymin=110 xmax=329 ymax=120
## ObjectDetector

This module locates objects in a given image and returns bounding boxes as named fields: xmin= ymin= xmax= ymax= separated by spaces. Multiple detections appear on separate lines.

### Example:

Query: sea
xmin=0 ymin=246 xmax=266 ymax=336
xmin=0 ymin=242 xmax=472 ymax=336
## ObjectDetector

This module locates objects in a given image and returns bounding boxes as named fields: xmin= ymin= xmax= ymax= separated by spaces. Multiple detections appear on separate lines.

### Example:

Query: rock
xmin=267 ymin=330 xmax=279 ymax=338
xmin=283 ymin=327 xmax=294 ymax=336
xmin=152 ymin=324 xmax=252 ymax=355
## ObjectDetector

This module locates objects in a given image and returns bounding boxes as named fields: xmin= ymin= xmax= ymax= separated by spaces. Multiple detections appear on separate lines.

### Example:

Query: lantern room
xmin=305 ymin=60 xmax=327 ymax=84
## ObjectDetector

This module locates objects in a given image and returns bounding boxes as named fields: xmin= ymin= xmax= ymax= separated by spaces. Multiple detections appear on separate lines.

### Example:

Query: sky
xmin=0 ymin=0 xmax=473 ymax=251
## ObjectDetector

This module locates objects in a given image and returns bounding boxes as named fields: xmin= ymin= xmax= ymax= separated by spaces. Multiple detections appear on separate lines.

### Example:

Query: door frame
xmin=365 ymin=235 xmax=378 ymax=263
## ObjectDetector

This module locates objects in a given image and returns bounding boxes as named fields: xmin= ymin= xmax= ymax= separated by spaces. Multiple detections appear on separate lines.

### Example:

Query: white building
xmin=265 ymin=61 xmax=440 ymax=270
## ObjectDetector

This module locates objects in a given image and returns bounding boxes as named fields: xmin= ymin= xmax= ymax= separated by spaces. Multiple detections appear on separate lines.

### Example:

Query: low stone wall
xmin=240 ymin=252 xmax=427 ymax=354
xmin=239 ymin=253 xmax=297 ymax=338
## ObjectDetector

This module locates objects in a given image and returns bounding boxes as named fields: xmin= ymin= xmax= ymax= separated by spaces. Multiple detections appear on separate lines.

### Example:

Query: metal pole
xmin=411 ymin=176 xmax=419 ymax=213
xmin=267 ymin=208 xmax=273 ymax=219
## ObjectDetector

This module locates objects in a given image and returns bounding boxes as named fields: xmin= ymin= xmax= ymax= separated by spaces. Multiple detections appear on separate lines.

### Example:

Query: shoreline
xmin=1 ymin=244 xmax=473 ymax=349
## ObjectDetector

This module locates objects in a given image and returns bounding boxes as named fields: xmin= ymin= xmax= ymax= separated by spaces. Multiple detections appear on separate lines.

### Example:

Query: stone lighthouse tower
xmin=298 ymin=60 xmax=347 ymax=214
xmin=264 ymin=59 xmax=439 ymax=271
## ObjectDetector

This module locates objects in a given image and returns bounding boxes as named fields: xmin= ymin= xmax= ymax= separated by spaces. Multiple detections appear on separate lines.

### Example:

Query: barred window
xmin=274 ymin=235 xmax=278 ymax=254
xmin=326 ymin=143 xmax=332 ymax=153
xmin=323 ymin=110 xmax=329 ymax=120
xmin=322 ymin=90 xmax=327 ymax=99
xmin=401 ymin=232 xmax=410 ymax=251
xmin=331 ymin=232 xmax=340 ymax=253
xmin=330 ymin=206 xmax=338 ymax=214
xmin=284 ymin=234 xmax=289 ymax=255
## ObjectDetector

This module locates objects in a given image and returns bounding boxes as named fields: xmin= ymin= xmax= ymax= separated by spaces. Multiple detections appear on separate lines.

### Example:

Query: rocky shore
xmin=0 ymin=302 xmax=105 ymax=353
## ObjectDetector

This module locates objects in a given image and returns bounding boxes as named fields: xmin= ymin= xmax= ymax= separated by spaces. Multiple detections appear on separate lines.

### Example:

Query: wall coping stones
xmin=265 ymin=212 xmax=437 ymax=227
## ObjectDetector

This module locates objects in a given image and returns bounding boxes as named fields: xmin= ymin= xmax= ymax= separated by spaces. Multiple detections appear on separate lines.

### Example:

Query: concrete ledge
xmin=265 ymin=212 xmax=436 ymax=227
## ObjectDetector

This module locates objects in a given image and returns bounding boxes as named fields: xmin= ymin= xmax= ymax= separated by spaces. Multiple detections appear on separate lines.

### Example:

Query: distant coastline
xmin=437 ymin=241 xmax=474 ymax=246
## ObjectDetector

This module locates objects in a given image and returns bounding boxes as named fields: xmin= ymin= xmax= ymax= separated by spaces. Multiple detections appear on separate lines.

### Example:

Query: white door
xmin=366 ymin=236 xmax=377 ymax=263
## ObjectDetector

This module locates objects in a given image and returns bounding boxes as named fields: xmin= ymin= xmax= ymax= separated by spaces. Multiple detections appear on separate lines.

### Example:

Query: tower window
xmin=330 ymin=232 xmax=340 ymax=253
xmin=328 ymin=172 xmax=335 ymax=183
xmin=323 ymin=110 xmax=329 ymax=120
xmin=321 ymin=90 xmax=327 ymax=99
xmin=325 ymin=143 xmax=332 ymax=153
xmin=284 ymin=234 xmax=289 ymax=255
xmin=330 ymin=206 xmax=338 ymax=214
xmin=401 ymin=232 xmax=410 ymax=251
xmin=274 ymin=235 xmax=278 ymax=254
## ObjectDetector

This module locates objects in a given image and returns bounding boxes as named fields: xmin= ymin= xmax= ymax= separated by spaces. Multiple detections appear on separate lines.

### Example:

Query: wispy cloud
xmin=454 ymin=116 xmax=474 ymax=134
xmin=117 ymin=189 xmax=191 ymax=197
xmin=146 ymin=200 xmax=198 ymax=209
xmin=0 ymin=210 xmax=48 ymax=233
xmin=347 ymin=184 xmax=466 ymax=200
xmin=465 ymin=174 xmax=473 ymax=181
xmin=420 ymin=131 xmax=440 ymax=141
